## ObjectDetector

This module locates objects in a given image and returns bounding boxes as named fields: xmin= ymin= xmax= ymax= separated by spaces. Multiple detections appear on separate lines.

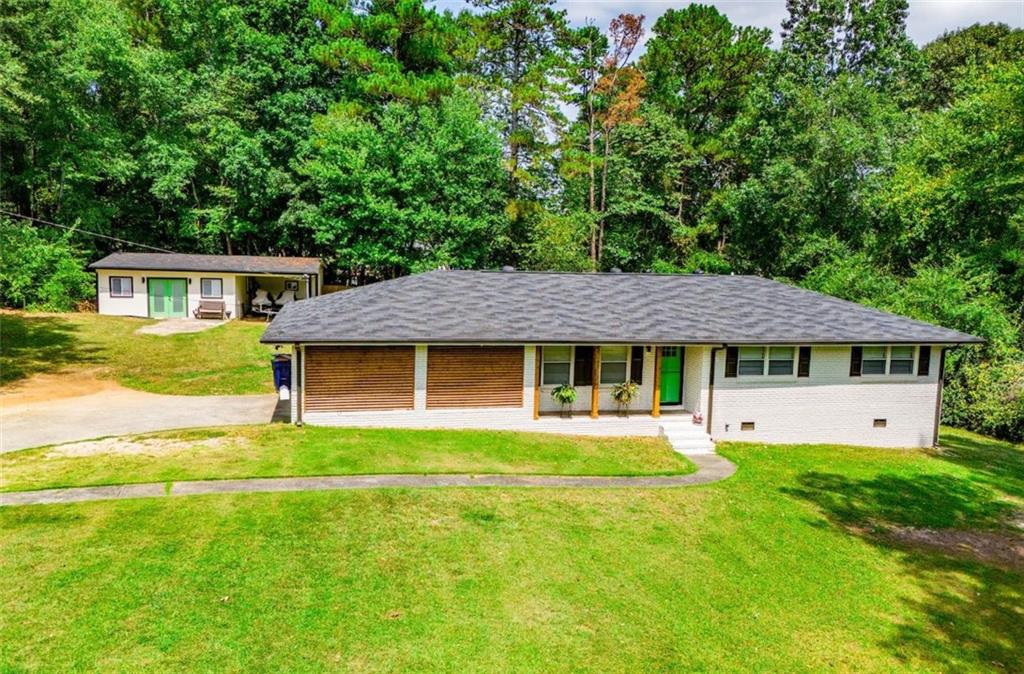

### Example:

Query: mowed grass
xmin=0 ymin=426 xmax=693 ymax=492
xmin=0 ymin=311 xmax=274 ymax=394
xmin=1 ymin=428 xmax=1021 ymax=672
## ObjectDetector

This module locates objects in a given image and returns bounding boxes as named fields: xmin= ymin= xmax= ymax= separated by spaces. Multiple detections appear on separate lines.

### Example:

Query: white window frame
xmin=541 ymin=346 xmax=572 ymax=386
xmin=737 ymin=346 xmax=766 ymax=377
xmin=861 ymin=345 xmax=919 ymax=377
xmin=888 ymin=345 xmax=915 ymax=375
xmin=200 ymin=277 xmax=223 ymax=299
xmin=767 ymin=346 xmax=796 ymax=376
xmin=109 ymin=276 xmax=133 ymax=298
xmin=599 ymin=345 xmax=629 ymax=385
xmin=541 ymin=345 xmax=636 ymax=387
xmin=737 ymin=345 xmax=798 ymax=379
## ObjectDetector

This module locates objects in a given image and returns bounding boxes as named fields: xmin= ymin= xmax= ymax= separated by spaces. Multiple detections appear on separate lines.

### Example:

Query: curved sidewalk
xmin=0 ymin=454 xmax=736 ymax=507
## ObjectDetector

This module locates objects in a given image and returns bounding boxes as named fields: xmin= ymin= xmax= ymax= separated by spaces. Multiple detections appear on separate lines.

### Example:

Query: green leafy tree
xmin=639 ymin=6 xmax=771 ymax=253
xmin=463 ymin=0 xmax=571 ymax=197
xmin=0 ymin=219 xmax=94 ymax=311
xmin=872 ymin=63 xmax=1024 ymax=306
xmin=780 ymin=0 xmax=920 ymax=90
xmin=917 ymin=22 xmax=1024 ymax=109
xmin=311 ymin=0 xmax=458 ymax=103
xmin=292 ymin=92 xmax=507 ymax=278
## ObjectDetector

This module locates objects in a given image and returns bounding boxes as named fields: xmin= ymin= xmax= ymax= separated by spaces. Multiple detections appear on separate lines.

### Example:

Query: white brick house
xmin=262 ymin=270 xmax=980 ymax=449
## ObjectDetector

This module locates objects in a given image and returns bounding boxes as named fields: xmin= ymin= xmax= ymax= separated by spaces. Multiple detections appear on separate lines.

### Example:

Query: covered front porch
xmin=533 ymin=344 xmax=710 ymax=419
xmin=287 ymin=342 xmax=718 ymax=452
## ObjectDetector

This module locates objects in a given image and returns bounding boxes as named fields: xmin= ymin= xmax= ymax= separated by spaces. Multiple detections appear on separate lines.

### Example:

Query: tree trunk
xmin=598 ymin=127 xmax=612 ymax=264
xmin=587 ymin=42 xmax=597 ymax=268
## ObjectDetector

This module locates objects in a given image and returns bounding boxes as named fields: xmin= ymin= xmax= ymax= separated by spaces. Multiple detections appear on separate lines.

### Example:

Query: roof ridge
xmin=449 ymin=268 xmax=744 ymax=278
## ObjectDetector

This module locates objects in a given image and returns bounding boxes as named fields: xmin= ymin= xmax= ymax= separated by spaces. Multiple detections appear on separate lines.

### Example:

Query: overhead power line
xmin=0 ymin=209 xmax=178 ymax=254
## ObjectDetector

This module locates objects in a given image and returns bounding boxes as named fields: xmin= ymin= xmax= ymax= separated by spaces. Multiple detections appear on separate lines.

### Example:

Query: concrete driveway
xmin=2 ymin=388 xmax=279 ymax=453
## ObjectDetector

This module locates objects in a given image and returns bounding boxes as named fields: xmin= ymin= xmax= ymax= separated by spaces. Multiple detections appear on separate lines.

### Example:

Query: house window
xmin=767 ymin=347 xmax=795 ymax=375
xmin=862 ymin=346 xmax=887 ymax=374
xmin=201 ymin=277 xmax=223 ymax=299
xmin=109 ymin=276 xmax=133 ymax=298
xmin=600 ymin=345 xmax=628 ymax=384
xmin=738 ymin=347 xmax=766 ymax=376
xmin=889 ymin=345 xmax=915 ymax=374
xmin=630 ymin=346 xmax=644 ymax=385
xmin=542 ymin=346 xmax=571 ymax=386
xmin=573 ymin=346 xmax=594 ymax=386
xmin=855 ymin=345 xmax=917 ymax=376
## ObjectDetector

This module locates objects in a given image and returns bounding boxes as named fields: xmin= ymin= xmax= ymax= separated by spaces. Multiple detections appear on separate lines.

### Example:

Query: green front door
xmin=148 ymin=278 xmax=187 ymax=318
xmin=660 ymin=346 xmax=683 ymax=405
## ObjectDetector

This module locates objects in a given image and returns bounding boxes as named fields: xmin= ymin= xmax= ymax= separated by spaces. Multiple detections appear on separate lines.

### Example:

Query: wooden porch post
xmin=590 ymin=346 xmax=601 ymax=418
xmin=651 ymin=346 xmax=661 ymax=418
xmin=533 ymin=345 xmax=542 ymax=420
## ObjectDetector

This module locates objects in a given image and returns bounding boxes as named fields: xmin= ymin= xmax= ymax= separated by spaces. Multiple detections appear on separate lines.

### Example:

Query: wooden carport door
xmin=427 ymin=346 xmax=524 ymax=409
xmin=304 ymin=346 xmax=414 ymax=412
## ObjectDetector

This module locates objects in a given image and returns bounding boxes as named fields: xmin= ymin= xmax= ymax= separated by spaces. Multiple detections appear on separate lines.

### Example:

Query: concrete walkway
xmin=0 ymin=454 xmax=736 ymax=506
xmin=1 ymin=389 xmax=279 ymax=453
xmin=135 ymin=318 xmax=226 ymax=335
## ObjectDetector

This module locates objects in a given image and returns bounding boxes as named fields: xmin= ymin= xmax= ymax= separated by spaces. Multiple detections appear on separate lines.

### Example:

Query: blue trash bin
xmin=271 ymin=355 xmax=292 ymax=390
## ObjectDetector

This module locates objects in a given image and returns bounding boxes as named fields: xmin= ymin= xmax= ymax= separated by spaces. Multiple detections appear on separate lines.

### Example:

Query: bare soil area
xmin=44 ymin=435 xmax=231 ymax=459
xmin=0 ymin=369 xmax=120 ymax=407
xmin=885 ymin=525 xmax=1024 ymax=571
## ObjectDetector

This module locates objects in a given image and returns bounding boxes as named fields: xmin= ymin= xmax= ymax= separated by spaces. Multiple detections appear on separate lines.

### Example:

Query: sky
xmin=431 ymin=0 xmax=1024 ymax=48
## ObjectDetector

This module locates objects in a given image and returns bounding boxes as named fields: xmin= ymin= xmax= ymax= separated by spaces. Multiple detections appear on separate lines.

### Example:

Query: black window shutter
xmin=797 ymin=346 xmax=811 ymax=377
xmin=573 ymin=346 xmax=594 ymax=386
xmin=630 ymin=346 xmax=644 ymax=384
xmin=918 ymin=345 xmax=931 ymax=376
xmin=850 ymin=346 xmax=863 ymax=377
xmin=724 ymin=346 xmax=738 ymax=378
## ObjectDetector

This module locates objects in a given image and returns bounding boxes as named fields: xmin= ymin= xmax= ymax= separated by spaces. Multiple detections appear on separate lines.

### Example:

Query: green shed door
xmin=148 ymin=279 xmax=188 ymax=318
xmin=660 ymin=346 xmax=682 ymax=405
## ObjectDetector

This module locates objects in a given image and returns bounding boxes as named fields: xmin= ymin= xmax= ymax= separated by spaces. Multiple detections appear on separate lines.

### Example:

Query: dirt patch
xmin=44 ymin=435 xmax=232 ymax=458
xmin=883 ymin=525 xmax=1024 ymax=571
xmin=1 ymin=368 xmax=121 ymax=406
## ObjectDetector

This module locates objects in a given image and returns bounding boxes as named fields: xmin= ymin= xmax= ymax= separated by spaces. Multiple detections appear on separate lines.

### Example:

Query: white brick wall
xmin=293 ymin=341 xmax=944 ymax=449
xmin=96 ymin=269 xmax=245 ymax=318
xmin=290 ymin=344 xmax=301 ymax=423
xmin=414 ymin=345 xmax=428 ymax=410
xmin=710 ymin=345 xmax=941 ymax=448
xmin=682 ymin=346 xmax=712 ymax=414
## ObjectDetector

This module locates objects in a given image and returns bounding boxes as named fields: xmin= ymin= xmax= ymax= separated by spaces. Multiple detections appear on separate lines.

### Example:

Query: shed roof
xmin=261 ymin=269 xmax=982 ymax=345
xmin=89 ymin=252 xmax=321 ymax=275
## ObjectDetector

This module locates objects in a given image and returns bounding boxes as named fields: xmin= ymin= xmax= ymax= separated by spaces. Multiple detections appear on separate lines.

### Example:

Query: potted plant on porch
xmin=551 ymin=384 xmax=578 ymax=418
xmin=612 ymin=380 xmax=640 ymax=417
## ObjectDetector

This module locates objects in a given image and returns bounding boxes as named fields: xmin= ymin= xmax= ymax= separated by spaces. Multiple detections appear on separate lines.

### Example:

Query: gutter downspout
xmin=706 ymin=345 xmax=727 ymax=436
xmin=932 ymin=347 xmax=947 ymax=447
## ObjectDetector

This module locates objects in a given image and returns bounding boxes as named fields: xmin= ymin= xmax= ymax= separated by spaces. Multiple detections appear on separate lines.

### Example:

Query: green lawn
xmin=0 ymin=426 xmax=693 ymax=492
xmin=1 ymin=427 xmax=1021 ymax=672
xmin=0 ymin=311 xmax=275 ymax=395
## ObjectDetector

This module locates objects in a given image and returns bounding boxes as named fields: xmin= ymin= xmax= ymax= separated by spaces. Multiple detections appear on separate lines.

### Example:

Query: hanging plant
xmin=551 ymin=384 xmax=578 ymax=418
xmin=612 ymin=380 xmax=640 ymax=417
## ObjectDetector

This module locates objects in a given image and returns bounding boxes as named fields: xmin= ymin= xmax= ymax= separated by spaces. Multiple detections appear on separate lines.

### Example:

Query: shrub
xmin=0 ymin=219 xmax=94 ymax=311
xmin=944 ymin=358 xmax=1024 ymax=442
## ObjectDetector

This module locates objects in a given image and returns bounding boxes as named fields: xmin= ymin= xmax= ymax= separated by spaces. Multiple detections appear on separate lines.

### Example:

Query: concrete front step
xmin=659 ymin=419 xmax=716 ymax=455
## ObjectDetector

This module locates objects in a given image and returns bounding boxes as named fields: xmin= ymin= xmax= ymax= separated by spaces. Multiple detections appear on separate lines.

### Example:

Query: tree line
xmin=0 ymin=0 xmax=1021 ymax=439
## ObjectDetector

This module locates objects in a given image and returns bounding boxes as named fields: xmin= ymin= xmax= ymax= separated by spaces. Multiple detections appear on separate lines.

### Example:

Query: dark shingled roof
xmin=89 ymin=252 xmax=321 ymax=275
xmin=261 ymin=269 xmax=982 ymax=345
